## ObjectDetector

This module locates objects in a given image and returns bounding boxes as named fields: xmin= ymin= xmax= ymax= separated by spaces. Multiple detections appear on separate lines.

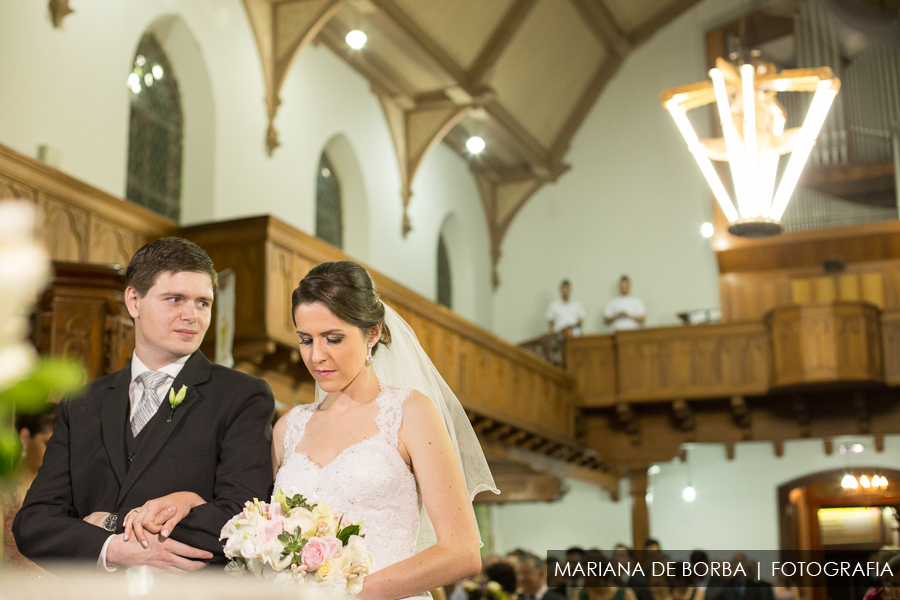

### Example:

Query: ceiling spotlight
xmin=861 ymin=475 xmax=871 ymax=488
xmin=700 ymin=222 xmax=714 ymax=238
xmin=648 ymin=465 xmax=661 ymax=476
xmin=851 ymin=443 xmax=865 ymax=453
xmin=683 ymin=486 xmax=696 ymax=501
xmin=345 ymin=30 xmax=367 ymax=50
xmin=466 ymin=136 xmax=485 ymax=154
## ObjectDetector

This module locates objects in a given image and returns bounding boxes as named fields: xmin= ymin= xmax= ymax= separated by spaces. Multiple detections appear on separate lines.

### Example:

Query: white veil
xmin=315 ymin=303 xmax=499 ymax=550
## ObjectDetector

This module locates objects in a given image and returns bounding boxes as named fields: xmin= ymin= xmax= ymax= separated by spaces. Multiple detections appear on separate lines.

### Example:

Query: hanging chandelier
xmin=661 ymin=58 xmax=841 ymax=237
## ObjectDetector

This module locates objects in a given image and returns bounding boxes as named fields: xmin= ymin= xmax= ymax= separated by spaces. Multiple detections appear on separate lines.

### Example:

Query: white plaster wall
xmin=490 ymin=435 xmax=900 ymax=557
xmin=492 ymin=477 xmax=632 ymax=555
xmin=0 ymin=0 xmax=493 ymax=327
xmin=490 ymin=0 xmax=761 ymax=342
xmin=648 ymin=436 xmax=900 ymax=553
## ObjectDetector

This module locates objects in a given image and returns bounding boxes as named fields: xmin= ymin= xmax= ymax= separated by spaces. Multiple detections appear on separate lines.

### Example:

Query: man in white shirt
xmin=603 ymin=275 xmax=646 ymax=333
xmin=546 ymin=280 xmax=586 ymax=337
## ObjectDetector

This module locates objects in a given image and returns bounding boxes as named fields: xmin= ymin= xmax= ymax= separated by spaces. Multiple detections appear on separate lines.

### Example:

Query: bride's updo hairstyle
xmin=291 ymin=261 xmax=392 ymax=356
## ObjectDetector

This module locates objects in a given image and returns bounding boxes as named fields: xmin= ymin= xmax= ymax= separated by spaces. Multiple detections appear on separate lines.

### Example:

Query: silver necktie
xmin=130 ymin=370 xmax=170 ymax=436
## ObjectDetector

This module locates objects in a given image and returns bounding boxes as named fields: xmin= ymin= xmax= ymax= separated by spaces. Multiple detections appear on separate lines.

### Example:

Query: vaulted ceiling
xmin=242 ymin=0 xmax=702 ymax=284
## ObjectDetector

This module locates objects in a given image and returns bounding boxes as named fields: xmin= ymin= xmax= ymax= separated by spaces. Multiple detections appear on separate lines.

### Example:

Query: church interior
xmin=2 ymin=0 xmax=900 ymax=596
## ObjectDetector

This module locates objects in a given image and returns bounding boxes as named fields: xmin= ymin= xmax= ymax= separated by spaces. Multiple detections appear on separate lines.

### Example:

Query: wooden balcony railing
xmin=0 ymin=144 xmax=176 ymax=266
xmin=568 ymin=302 xmax=899 ymax=406
xmin=519 ymin=331 xmax=568 ymax=368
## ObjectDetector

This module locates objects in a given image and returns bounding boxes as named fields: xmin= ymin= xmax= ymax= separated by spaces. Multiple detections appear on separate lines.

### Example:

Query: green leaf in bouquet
xmin=0 ymin=426 xmax=20 ymax=478
xmin=337 ymin=523 xmax=360 ymax=545
xmin=0 ymin=357 xmax=85 ymax=410
xmin=275 ymin=492 xmax=314 ymax=511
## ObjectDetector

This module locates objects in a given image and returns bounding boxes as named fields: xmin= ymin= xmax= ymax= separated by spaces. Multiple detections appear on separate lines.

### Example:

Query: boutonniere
xmin=167 ymin=385 xmax=188 ymax=422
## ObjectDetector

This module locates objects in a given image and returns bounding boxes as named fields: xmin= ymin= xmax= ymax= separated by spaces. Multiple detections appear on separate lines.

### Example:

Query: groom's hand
xmin=107 ymin=533 xmax=213 ymax=574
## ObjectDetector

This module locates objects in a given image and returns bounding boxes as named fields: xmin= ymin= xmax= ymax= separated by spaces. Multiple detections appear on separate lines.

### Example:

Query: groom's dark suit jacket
xmin=13 ymin=351 xmax=274 ymax=569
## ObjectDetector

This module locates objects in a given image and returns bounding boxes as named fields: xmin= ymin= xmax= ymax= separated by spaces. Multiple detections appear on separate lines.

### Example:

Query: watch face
xmin=103 ymin=514 xmax=117 ymax=532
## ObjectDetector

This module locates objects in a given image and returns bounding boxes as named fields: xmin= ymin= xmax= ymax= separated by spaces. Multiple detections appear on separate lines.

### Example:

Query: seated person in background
xmin=2 ymin=403 xmax=57 ymax=571
xmin=547 ymin=280 xmax=586 ymax=337
xmin=603 ymin=275 xmax=646 ymax=333
xmin=487 ymin=560 xmax=520 ymax=599
xmin=519 ymin=552 xmax=565 ymax=600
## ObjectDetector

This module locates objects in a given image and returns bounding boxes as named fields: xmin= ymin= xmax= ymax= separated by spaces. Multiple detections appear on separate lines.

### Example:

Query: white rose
xmin=240 ymin=537 xmax=264 ymax=561
xmin=284 ymin=507 xmax=315 ymax=536
xmin=261 ymin=538 xmax=293 ymax=571
xmin=220 ymin=518 xmax=239 ymax=540
xmin=223 ymin=534 xmax=245 ymax=559
xmin=342 ymin=535 xmax=374 ymax=574
xmin=316 ymin=553 xmax=349 ymax=584
xmin=312 ymin=504 xmax=340 ymax=536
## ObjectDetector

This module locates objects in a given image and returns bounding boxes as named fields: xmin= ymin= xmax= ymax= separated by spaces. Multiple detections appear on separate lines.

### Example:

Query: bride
xmin=125 ymin=260 xmax=498 ymax=598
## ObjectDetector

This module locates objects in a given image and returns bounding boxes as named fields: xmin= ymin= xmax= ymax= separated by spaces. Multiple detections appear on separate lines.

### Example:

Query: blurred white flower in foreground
xmin=0 ymin=200 xmax=50 ymax=391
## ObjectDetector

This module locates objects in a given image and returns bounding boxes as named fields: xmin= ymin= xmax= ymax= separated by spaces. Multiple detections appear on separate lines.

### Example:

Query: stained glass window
xmin=316 ymin=153 xmax=343 ymax=249
xmin=126 ymin=33 xmax=183 ymax=221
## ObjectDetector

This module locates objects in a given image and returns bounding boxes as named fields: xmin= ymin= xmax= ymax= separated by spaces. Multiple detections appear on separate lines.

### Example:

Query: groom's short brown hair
xmin=125 ymin=237 xmax=218 ymax=296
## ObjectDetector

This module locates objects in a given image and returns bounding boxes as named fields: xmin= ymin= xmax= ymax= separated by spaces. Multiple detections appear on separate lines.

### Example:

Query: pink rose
xmin=301 ymin=536 xmax=343 ymax=570
xmin=264 ymin=520 xmax=284 ymax=542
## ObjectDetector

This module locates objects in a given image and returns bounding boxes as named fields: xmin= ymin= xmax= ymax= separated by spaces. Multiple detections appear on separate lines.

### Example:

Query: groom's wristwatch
xmin=102 ymin=513 xmax=118 ymax=532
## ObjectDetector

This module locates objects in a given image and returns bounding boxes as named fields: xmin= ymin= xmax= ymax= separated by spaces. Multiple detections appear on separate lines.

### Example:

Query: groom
xmin=14 ymin=237 xmax=274 ymax=572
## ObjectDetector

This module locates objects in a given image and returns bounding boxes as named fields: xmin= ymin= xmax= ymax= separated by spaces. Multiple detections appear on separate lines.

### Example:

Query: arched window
xmin=316 ymin=152 xmax=343 ymax=249
xmin=437 ymin=232 xmax=452 ymax=309
xmin=126 ymin=33 xmax=183 ymax=221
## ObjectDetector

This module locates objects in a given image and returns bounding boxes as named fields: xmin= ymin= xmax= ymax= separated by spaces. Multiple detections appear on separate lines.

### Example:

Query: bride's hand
xmin=123 ymin=492 xmax=205 ymax=548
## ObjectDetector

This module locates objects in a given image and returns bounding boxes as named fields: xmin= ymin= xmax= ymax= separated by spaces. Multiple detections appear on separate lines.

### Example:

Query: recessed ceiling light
xmin=346 ymin=30 xmax=367 ymax=50
xmin=701 ymin=222 xmax=714 ymax=238
xmin=466 ymin=136 xmax=485 ymax=154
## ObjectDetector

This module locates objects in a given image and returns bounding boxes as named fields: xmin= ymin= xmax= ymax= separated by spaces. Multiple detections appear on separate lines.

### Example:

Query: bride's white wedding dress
xmin=274 ymin=382 xmax=421 ymax=575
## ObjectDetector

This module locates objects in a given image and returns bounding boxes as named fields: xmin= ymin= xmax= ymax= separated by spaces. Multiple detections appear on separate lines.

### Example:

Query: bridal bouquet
xmin=220 ymin=490 xmax=373 ymax=594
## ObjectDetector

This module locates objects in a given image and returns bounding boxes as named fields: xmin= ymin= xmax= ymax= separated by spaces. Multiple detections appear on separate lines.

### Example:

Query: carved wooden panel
xmin=614 ymin=322 xmax=769 ymax=402
xmin=882 ymin=310 xmax=900 ymax=386
xmin=32 ymin=263 xmax=133 ymax=381
xmin=0 ymin=143 xmax=176 ymax=265
xmin=567 ymin=336 xmax=616 ymax=407
xmin=89 ymin=217 xmax=141 ymax=266
xmin=768 ymin=303 xmax=882 ymax=387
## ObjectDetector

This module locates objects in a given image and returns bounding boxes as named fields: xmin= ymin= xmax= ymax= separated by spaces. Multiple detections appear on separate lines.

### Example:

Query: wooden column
xmin=630 ymin=467 xmax=650 ymax=551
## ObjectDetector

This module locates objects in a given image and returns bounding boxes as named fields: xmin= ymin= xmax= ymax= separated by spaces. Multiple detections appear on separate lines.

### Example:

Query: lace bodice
xmin=274 ymin=384 xmax=420 ymax=573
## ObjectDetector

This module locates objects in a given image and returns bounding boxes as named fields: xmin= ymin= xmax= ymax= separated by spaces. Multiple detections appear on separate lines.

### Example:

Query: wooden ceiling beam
xmin=242 ymin=0 xmax=346 ymax=155
xmin=318 ymin=25 xmax=416 ymax=101
xmin=568 ymin=0 xmax=631 ymax=56
xmin=468 ymin=0 xmax=542 ymax=84
xmin=369 ymin=0 xmax=470 ymax=86
xmin=483 ymin=101 xmax=553 ymax=173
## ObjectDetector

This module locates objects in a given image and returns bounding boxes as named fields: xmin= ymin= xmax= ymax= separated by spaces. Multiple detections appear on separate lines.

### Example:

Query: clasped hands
xmin=82 ymin=492 xmax=208 ymax=573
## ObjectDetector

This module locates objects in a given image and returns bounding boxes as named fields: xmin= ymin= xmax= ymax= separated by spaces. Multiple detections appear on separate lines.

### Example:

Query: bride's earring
xmin=366 ymin=342 xmax=374 ymax=364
